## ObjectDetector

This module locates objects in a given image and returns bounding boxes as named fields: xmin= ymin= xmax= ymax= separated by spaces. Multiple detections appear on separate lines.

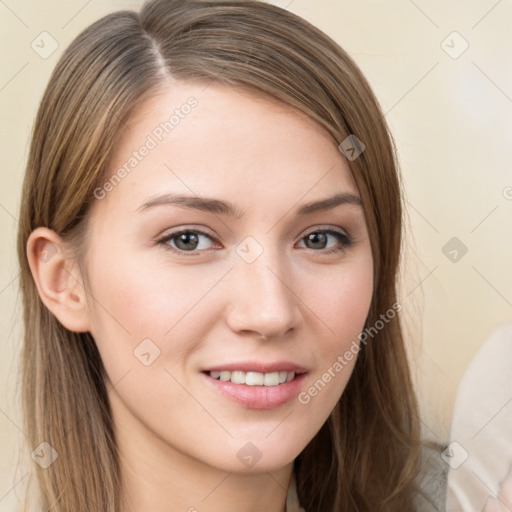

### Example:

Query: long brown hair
xmin=17 ymin=1 xmax=421 ymax=510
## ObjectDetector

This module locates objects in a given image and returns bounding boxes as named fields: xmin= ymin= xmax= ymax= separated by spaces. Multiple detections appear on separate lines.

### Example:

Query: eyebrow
xmin=137 ymin=192 xmax=362 ymax=217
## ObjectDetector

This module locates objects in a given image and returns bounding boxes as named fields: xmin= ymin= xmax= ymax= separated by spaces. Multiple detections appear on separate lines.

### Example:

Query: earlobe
xmin=26 ymin=227 xmax=91 ymax=333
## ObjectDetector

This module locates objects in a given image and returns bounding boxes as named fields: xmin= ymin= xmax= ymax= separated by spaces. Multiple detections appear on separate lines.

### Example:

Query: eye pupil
xmin=176 ymin=232 xmax=199 ymax=250
xmin=307 ymin=232 xmax=327 ymax=249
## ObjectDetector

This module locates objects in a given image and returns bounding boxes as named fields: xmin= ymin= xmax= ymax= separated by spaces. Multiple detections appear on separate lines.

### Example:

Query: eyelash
xmin=156 ymin=227 xmax=353 ymax=257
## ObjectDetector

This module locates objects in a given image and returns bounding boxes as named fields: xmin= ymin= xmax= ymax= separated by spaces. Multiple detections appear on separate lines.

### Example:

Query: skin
xmin=483 ymin=470 xmax=512 ymax=512
xmin=27 ymin=79 xmax=374 ymax=512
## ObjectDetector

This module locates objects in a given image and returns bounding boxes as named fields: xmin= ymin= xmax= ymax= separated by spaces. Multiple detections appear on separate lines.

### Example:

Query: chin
xmin=201 ymin=438 xmax=304 ymax=474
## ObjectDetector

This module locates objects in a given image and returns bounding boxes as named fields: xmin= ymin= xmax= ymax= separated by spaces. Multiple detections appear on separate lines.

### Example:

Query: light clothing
xmin=285 ymin=471 xmax=306 ymax=512
xmin=446 ymin=324 xmax=512 ymax=511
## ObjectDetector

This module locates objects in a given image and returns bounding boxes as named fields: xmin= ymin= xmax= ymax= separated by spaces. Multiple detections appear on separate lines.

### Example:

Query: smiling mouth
xmin=206 ymin=370 xmax=296 ymax=386
xmin=202 ymin=368 xmax=307 ymax=409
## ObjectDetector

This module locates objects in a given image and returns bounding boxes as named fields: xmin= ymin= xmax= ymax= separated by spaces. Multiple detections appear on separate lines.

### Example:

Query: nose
xmin=225 ymin=247 xmax=303 ymax=340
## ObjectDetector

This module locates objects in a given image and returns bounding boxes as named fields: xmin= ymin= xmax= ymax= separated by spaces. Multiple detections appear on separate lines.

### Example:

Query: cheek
xmin=309 ymin=255 xmax=373 ymax=351
xmin=330 ymin=270 xmax=372 ymax=332
xmin=294 ymin=256 xmax=373 ymax=425
xmin=84 ymin=249 xmax=210 ymax=380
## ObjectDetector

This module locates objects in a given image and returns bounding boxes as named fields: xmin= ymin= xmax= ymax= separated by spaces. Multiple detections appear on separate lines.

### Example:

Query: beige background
xmin=1 ymin=0 xmax=511 ymax=510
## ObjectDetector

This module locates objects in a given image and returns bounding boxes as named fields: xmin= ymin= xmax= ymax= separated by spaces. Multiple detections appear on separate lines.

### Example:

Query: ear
xmin=26 ymin=227 xmax=91 ymax=333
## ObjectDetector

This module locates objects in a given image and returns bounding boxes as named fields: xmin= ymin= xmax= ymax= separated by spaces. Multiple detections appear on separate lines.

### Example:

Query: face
xmin=82 ymin=79 xmax=373 ymax=473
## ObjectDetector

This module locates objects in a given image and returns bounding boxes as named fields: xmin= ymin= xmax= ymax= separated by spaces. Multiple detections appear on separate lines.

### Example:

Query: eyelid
xmin=156 ymin=224 xmax=217 ymax=241
xmin=156 ymin=226 xmax=220 ymax=255
xmin=296 ymin=227 xmax=353 ymax=254
xmin=299 ymin=225 xmax=350 ymax=239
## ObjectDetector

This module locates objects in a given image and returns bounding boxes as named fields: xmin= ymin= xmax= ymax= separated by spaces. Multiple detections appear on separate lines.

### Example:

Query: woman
xmin=17 ymin=1 xmax=434 ymax=510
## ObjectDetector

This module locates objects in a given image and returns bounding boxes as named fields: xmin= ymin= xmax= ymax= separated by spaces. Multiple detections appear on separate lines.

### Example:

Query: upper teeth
xmin=209 ymin=370 xmax=295 ymax=386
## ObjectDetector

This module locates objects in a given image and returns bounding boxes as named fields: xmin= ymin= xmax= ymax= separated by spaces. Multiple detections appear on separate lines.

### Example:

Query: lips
xmin=203 ymin=361 xmax=308 ymax=374
xmin=201 ymin=361 xmax=308 ymax=409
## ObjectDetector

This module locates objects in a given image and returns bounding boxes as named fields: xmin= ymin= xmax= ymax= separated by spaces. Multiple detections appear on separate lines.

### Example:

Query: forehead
xmin=92 ymin=80 xmax=358 ymax=217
